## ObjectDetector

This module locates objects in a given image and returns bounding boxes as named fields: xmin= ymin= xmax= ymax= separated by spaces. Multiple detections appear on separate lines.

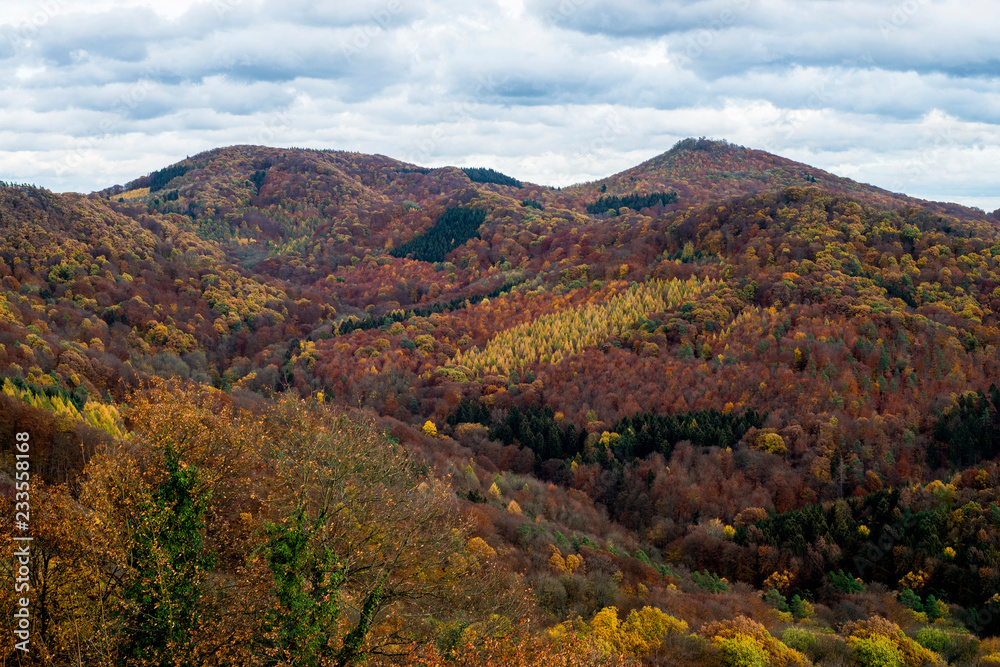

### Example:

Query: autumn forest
xmin=3 ymin=138 xmax=1000 ymax=666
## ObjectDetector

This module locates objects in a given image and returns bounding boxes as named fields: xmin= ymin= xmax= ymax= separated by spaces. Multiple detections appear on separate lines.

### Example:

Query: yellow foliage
xmin=0 ymin=293 xmax=16 ymax=323
xmin=753 ymin=430 xmax=787 ymax=455
xmin=117 ymin=186 xmax=150 ymax=200
xmin=899 ymin=569 xmax=929 ymax=591
xmin=2 ymin=378 xmax=126 ymax=438
xmin=588 ymin=606 xmax=688 ymax=658
xmin=842 ymin=616 xmax=944 ymax=667
xmin=82 ymin=401 xmax=127 ymax=439
xmin=565 ymin=553 xmax=584 ymax=574
xmin=422 ymin=420 xmax=438 ymax=437
xmin=452 ymin=278 xmax=713 ymax=376
xmin=925 ymin=479 xmax=955 ymax=502
xmin=701 ymin=616 xmax=808 ymax=667
xmin=717 ymin=633 xmax=770 ymax=667
xmin=507 ymin=500 xmax=522 ymax=515
xmin=599 ymin=431 xmax=621 ymax=448
xmin=488 ymin=482 xmax=502 ymax=499
xmin=466 ymin=536 xmax=497 ymax=562
xmin=764 ymin=570 xmax=794 ymax=594
xmin=549 ymin=545 xmax=568 ymax=574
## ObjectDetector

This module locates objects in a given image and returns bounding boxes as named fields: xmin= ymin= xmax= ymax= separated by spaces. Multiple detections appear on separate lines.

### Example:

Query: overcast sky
xmin=1 ymin=0 xmax=997 ymax=211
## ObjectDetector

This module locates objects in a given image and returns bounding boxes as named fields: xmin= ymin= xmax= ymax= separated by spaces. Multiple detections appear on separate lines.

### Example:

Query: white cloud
xmin=0 ymin=0 xmax=996 ymax=212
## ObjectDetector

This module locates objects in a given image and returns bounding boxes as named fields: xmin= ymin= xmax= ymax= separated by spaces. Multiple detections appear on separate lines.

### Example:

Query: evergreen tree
xmin=587 ymin=191 xmax=678 ymax=215
xmin=389 ymin=207 xmax=487 ymax=263
xmin=120 ymin=446 xmax=213 ymax=666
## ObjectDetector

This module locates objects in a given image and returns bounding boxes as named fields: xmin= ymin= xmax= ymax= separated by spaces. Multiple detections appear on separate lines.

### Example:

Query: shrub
xmin=850 ymin=636 xmax=905 ymax=667
xmin=717 ymin=634 xmax=769 ymax=667
xmin=781 ymin=627 xmax=816 ymax=653
xmin=914 ymin=627 xmax=949 ymax=653
xmin=701 ymin=616 xmax=808 ymax=667
xmin=842 ymin=617 xmax=944 ymax=667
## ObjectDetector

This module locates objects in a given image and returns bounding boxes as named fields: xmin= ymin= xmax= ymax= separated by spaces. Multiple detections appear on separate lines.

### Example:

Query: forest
xmin=2 ymin=138 xmax=1000 ymax=665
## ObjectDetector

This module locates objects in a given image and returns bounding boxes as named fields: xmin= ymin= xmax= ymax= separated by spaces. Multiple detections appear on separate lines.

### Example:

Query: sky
xmin=0 ymin=0 xmax=998 ymax=211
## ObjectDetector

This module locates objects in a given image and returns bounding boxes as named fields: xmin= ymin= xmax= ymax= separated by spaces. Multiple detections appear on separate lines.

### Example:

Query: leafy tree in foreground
xmin=119 ymin=445 xmax=214 ymax=666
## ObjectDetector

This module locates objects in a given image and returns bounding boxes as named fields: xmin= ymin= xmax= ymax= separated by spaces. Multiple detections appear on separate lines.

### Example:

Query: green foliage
xmin=762 ymin=588 xmax=788 ymax=612
xmin=924 ymin=594 xmax=944 ymax=620
xmin=488 ymin=403 xmax=584 ymax=463
xmin=461 ymin=167 xmax=522 ymax=187
xmin=3 ymin=375 xmax=88 ymax=412
xmin=914 ymin=627 xmax=950 ymax=653
xmin=781 ymin=627 xmax=816 ymax=653
xmin=587 ymin=191 xmax=678 ymax=215
xmin=120 ymin=446 xmax=214 ymax=665
xmin=613 ymin=407 xmax=765 ymax=460
xmin=250 ymin=169 xmax=268 ymax=191
xmin=716 ymin=634 xmax=769 ymax=667
xmin=789 ymin=594 xmax=813 ymax=620
xmin=849 ymin=635 xmax=904 ymax=667
xmin=389 ymin=207 xmax=487 ymax=263
xmin=671 ymin=137 xmax=729 ymax=152
xmin=829 ymin=569 xmax=864 ymax=593
xmin=899 ymin=224 xmax=922 ymax=245
xmin=336 ymin=275 xmax=524 ymax=335
xmin=654 ymin=563 xmax=676 ymax=579
xmin=260 ymin=505 xmax=345 ymax=666
xmin=691 ymin=570 xmax=729 ymax=593
xmin=335 ymin=575 xmax=386 ymax=666
xmin=521 ymin=198 xmax=544 ymax=210
xmin=931 ymin=385 xmax=1000 ymax=467
xmin=394 ymin=166 xmax=432 ymax=175
xmin=898 ymin=588 xmax=922 ymax=610
xmin=135 ymin=162 xmax=193 ymax=192
xmin=451 ymin=397 xmax=764 ymax=470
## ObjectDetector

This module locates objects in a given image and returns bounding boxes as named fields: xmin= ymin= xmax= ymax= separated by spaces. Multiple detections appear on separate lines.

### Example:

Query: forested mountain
xmin=3 ymin=139 xmax=1000 ymax=666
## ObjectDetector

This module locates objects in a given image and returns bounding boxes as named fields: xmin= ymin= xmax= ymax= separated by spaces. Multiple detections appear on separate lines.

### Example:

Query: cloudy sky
xmin=1 ymin=0 xmax=998 ymax=211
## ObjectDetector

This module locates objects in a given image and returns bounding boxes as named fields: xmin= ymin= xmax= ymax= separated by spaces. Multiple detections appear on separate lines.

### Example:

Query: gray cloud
xmin=0 ymin=0 xmax=996 ymax=211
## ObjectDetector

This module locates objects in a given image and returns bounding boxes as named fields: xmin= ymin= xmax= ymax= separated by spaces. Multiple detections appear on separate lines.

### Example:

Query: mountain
xmin=3 ymin=139 xmax=1000 ymax=665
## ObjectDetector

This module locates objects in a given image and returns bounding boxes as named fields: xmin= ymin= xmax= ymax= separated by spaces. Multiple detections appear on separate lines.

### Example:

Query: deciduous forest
xmin=3 ymin=138 xmax=1000 ymax=665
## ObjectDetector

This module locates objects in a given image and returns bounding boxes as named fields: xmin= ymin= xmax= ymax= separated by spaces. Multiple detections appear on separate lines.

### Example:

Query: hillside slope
xmin=3 ymin=140 xmax=1000 ymax=664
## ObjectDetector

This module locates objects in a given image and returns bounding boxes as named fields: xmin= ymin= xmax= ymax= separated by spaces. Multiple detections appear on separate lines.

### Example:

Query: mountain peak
xmin=666 ymin=136 xmax=742 ymax=155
